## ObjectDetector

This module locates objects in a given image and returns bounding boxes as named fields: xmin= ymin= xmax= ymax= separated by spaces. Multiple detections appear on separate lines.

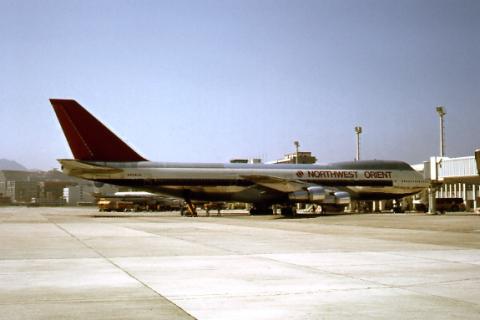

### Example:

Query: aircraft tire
xmin=280 ymin=207 xmax=296 ymax=217
xmin=250 ymin=206 xmax=273 ymax=215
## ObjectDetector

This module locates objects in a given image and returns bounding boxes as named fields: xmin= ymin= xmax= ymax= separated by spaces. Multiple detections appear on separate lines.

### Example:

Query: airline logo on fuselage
xmin=297 ymin=170 xmax=392 ymax=180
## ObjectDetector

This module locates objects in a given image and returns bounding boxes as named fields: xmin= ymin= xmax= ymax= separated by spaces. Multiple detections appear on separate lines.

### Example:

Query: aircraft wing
xmin=242 ymin=174 xmax=352 ymax=206
xmin=240 ymin=175 xmax=312 ymax=193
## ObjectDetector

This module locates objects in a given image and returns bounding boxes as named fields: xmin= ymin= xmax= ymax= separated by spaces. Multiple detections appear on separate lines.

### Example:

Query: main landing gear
xmin=280 ymin=206 xmax=297 ymax=217
xmin=182 ymin=199 xmax=197 ymax=217
xmin=249 ymin=204 xmax=274 ymax=215
xmin=393 ymin=199 xmax=405 ymax=213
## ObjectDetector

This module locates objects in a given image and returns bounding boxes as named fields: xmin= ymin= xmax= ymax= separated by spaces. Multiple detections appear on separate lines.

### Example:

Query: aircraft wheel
xmin=250 ymin=205 xmax=273 ymax=215
xmin=281 ymin=207 xmax=296 ymax=217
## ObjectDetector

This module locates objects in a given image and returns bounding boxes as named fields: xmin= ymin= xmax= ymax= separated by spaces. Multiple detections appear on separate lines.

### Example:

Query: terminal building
xmin=230 ymin=152 xmax=317 ymax=165
xmin=267 ymin=151 xmax=317 ymax=164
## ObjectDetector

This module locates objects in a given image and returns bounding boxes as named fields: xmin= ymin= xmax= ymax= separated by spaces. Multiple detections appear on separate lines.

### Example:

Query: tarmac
xmin=1 ymin=207 xmax=480 ymax=319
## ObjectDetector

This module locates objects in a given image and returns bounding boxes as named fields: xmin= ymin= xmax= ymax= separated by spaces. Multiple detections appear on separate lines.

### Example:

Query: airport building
xmin=0 ymin=170 xmax=76 ymax=205
xmin=268 ymin=151 xmax=317 ymax=164
xmin=0 ymin=169 xmax=119 ymax=206
xmin=0 ymin=171 xmax=43 ymax=203
xmin=63 ymin=183 xmax=119 ymax=205
xmin=230 ymin=158 xmax=263 ymax=164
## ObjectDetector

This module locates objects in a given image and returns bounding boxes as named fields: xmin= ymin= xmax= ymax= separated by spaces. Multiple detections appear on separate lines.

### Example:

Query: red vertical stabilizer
xmin=50 ymin=99 xmax=147 ymax=162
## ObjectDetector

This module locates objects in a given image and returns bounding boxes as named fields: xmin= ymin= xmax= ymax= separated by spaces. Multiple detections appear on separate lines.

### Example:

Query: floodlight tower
xmin=294 ymin=141 xmax=300 ymax=164
xmin=436 ymin=106 xmax=446 ymax=157
xmin=354 ymin=126 xmax=362 ymax=161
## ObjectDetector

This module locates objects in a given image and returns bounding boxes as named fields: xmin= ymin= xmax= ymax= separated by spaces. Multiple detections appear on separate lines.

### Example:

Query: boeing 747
xmin=51 ymin=99 xmax=428 ymax=216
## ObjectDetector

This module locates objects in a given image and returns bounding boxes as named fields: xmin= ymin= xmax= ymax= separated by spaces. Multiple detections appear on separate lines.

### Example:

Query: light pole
xmin=354 ymin=126 xmax=362 ymax=161
xmin=429 ymin=106 xmax=446 ymax=214
xmin=436 ymin=106 xmax=446 ymax=157
xmin=293 ymin=140 xmax=301 ymax=212
xmin=294 ymin=141 xmax=300 ymax=164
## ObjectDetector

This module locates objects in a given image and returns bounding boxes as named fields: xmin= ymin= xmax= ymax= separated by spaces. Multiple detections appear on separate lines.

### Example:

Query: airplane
xmin=50 ymin=99 xmax=429 ymax=216
xmin=94 ymin=191 xmax=184 ymax=212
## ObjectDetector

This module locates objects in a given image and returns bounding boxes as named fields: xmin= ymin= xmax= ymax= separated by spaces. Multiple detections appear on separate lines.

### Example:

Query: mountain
xmin=0 ymin=159 xmax=28 ymax=171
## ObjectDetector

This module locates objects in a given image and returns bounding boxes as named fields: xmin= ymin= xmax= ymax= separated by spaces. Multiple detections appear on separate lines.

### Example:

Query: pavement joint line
xmin=385 ymin=250 xmax=480 ymax=267
xmin=254 ymin=253 xmax=392 ymax=287
xmin=340 ymin=271 xmax=480 ymax=308
xmin=97 ymin=212 xmax=480 ymax=237
xmin=396 ymin=276 xmax=480 ymax=288
xmin=121 ymin=218 xmax=390 ymax=242
xmin=120 ymin=220 xmax=480 ymax=289
xmin=161 ymin=216 xmax=456 ymax=239
xmin=0 ymin=296 xmax=163 ymax=305
xmin=396 ymin=285 xmax=480 ymax=308
xmin=163 ymin=286 xmax=388 ymax=301
xmin=122 ymin=225 xmax=243 ymax=256
xmin=123 ymin=226 xmax=470 ymax=265
xmin=50 ymin=221 xmax=197 ymax=320
xmin=251 ymin=253 xmax=480 ymax=308
xmin=200 ymin=213 xmax=480 ymax=232
xmin=117 ymin=223 xmax=480 ymax=304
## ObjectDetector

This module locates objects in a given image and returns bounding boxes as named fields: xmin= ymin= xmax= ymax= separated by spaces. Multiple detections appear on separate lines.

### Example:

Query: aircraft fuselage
xmin=60 ymin=159 xmax=428 ymax=204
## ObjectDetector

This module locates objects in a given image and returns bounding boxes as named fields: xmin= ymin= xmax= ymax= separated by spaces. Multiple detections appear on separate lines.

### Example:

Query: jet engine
xmin=333 ymin=191 xmax=351 ymax=205
xmin=94 ymin=181 xmax=105 ymax=188
xmin=288 ymin=187 xmax=351 ymax=205
xmin=288 ymin=186 xmax=326 ymax=203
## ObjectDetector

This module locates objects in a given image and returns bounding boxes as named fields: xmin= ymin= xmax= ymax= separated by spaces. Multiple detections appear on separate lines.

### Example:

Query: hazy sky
xmin=1 ymin=0 xmax=479 ymax=170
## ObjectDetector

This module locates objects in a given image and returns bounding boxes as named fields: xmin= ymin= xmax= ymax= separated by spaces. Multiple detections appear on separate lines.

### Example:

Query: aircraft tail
xmin=50 ymin=99 xmax=147 ymax=162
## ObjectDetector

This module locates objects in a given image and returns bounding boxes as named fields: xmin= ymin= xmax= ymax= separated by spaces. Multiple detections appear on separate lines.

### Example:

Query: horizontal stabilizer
xmin=51 ymin=99 xmax=146 ymax=162
xmin=59 ymin=159 xmax=123 ymax=177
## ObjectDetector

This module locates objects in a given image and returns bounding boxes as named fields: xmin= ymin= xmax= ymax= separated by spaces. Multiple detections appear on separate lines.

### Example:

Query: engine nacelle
xmin=307 ymin=186 xmax=327 ymax=201
xmin=288 ymin=188 xmax=350 ymax=205
xmin=94 ymin=181 xmax=105 ymax=188
xmin=334 ymin=191 xmax=351 ymax=205
xmin=288 ymin=186 xmax=326 ymax=203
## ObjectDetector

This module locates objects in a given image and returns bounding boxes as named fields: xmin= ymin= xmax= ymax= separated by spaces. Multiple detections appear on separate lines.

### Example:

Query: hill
xmin=0 ymin=159 xmax=28 ymax=171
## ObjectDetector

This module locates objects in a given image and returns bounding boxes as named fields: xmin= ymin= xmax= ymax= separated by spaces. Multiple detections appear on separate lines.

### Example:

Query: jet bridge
xmin=424 ymin=150 xmax=480 ymax=212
